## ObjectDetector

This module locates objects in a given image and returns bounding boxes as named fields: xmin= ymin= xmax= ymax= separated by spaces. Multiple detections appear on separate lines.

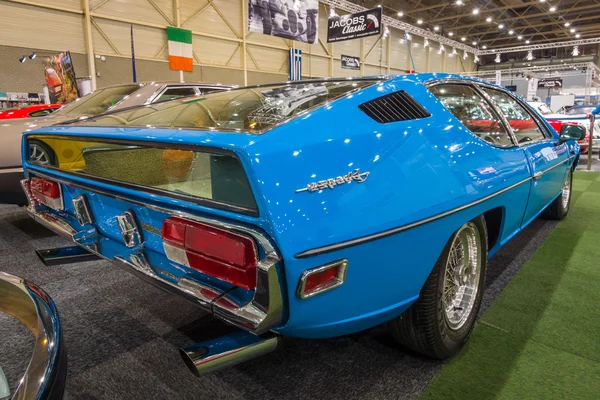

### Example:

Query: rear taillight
xmin=297 ymin=260 xmax=348 ymax=299
xmin=162 ymin=217 xmax=258 ymax=290
xmin=28 ymin=177 xmax=63 ymax=210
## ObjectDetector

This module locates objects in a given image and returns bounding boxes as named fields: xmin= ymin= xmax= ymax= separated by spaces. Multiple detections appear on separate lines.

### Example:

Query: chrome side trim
xmin=0 ymin=272 xmax=66 ymax=400
xmin=295 ymin=176 xmax=533 ymax=258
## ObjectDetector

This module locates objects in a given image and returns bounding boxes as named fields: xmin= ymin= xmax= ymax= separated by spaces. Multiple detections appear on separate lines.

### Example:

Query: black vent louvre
xmin=359 ymin=91 xmax=430 ymax=123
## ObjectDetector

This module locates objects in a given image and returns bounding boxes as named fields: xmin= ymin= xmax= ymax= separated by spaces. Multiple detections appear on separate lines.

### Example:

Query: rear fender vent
xmin=359 ymin=91 xmax=430 ymax=123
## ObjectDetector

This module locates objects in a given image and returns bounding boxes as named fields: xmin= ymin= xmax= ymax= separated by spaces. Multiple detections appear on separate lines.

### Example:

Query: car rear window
xmin=55 ymin=85 xmax=140 ymax=117
xmin=63 ymin=80 xmax=379 ymax=133
xmin=27 ymin=136 xmax=258 ymax=215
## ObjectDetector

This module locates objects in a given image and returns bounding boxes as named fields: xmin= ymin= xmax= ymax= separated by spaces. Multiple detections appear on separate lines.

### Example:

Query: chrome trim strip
xmin=295 ymin=177 xmax=533 ymax=258
xmin=0 ymin=272 xmax=66 ymax=400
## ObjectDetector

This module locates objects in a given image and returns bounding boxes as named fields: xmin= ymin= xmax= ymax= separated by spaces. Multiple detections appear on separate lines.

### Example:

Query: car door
xmin=481 ymin=87 xmax=569 ymax=225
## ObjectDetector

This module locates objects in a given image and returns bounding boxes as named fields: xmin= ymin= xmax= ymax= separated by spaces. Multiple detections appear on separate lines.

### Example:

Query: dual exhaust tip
xmin=179 ymin=331 xmax=279 ymax=376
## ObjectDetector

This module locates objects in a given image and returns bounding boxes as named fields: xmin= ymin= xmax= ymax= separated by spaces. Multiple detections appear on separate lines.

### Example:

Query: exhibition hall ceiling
xmin=353 ymin=0 xmax=600 ymax=49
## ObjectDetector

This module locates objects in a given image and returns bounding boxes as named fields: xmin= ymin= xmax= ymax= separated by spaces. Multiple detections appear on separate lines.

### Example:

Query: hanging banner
xmin=538 ymin=78 xmax=563 ymax=88
xmin=341 ymin=55 xmax=360 ymax=70
xmin=327 ymin=7 xmax=382 ymax=43
xmin=41 ymin=52 xmax=79 ymax=104
xmin=248 ymin=0 xmax=318 ymax=44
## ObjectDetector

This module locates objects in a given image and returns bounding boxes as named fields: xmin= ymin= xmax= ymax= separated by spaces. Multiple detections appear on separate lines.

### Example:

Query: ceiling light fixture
xmin=570 ymin=28 xmax=576 ymax=33
xmin=518 ymin=35 xmax=523 ymax=39
xmin=463 ymin=50 xmax=468 ymax=60
xmin=564 ymin=22 xmax=570 ymax=27
xmin=434 ymin=26 xmax=440 ymax=31
xmin=486 ymin=17 xmax=492 ymax=22
xmin=526 ymin=51 xmax=533 ymax=61
xmin=424 ymin=38 xmax=430 ymax=48
xmin=405 ymin=32 xmax=412 ymax=41
xmin=474 ymin=55 xmax=480 ymax=64
xmin=495 ymin=53 xmax=501 ymax=63
xmin=472 ymin=8 xmax=480 ymax=15
xmin=19 ymin=56 xmax=26 ymax=63
xmin=417 ymin=19 xmax=423 ymax=24
xmin=472 ymin=41 xmax=477 ymax=45
xmin=461 ymin=37 xmax=466 ymax=41
xmin=439 ymin=43 xmax=446 ymax=53
xmin=498 ymin=24 xmax=505 ymax=29
xmin=329 ymin=7 xmax=336 ymax=17
xmin=397 ymin=11 xmax=404 ymax=17
xmin=508 ymin=30 xmax=514 ymax=34
xmin=549 ymin=6 xmax=556 ymax=12
xmin=572 ymin=46 xmax=580 ymax=56
xmin=29 ymin=53 xmax=36 ymax=60
xmin=448 ymin=32 xmax=454 ymax=36
xmin=482 ymin=45 xmax=487 ymax=49
xmin=526 ymin=40 xmax=530 ymax=44
xmin=456 ymin=0 xmax=464 ymax=5
xmin=576 ymin=33 xmax=581 ymax=38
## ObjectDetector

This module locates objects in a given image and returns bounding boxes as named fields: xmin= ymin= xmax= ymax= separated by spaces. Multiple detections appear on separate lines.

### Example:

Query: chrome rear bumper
xmin=26 ymin=207 xmax=284 ymax=336
xmin=0 ymin=272 xmax=66 ymax=400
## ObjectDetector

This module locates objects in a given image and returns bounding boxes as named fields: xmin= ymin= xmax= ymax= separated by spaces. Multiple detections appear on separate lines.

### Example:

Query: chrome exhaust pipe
xmin=180 ymin=331 xmax=279 ymax=376
xmin=35 ymin=245 xmax=100 ymax=266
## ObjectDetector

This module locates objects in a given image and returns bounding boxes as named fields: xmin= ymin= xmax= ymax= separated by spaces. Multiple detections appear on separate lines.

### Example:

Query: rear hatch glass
xmin=27 ymin=135 xmax=257 ymax=215
xmin=62 ymin=80 xmax=379 ymax=133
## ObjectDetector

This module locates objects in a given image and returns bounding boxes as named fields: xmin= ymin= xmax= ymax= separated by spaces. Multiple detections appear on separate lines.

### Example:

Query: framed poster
xmin=327 ymin=8 xmax=382 ymax=43
xmin=42 ymin=52 xmax=79 ymax=104
xmin=248 ymin=0 xmax=318 ymax=44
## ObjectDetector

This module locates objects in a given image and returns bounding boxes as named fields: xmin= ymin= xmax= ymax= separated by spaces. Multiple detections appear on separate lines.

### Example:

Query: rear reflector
xmin=297 ymin=259 xmax=348 ymax=299
xmin=162 ymin=217 xmax=258 ymax=290
xmin=28 ymin=177 xmax=63 ymax=210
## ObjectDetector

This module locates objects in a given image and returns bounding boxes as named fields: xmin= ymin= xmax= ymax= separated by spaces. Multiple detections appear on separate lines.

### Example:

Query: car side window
xmin=155 ymin=87 xmax=197 ymax=103
xmin=482 ymin=88 xmax=547 ymax=144
xmin=28 ymin=109 xmax=54 ymax=117
xmin=429 ymin=84 xmax=514 ymax=147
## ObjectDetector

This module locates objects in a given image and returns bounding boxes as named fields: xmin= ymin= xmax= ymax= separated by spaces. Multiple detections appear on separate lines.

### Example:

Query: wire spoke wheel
xmin=442 ymin=222 xmax=482 ymax=331
xmin=29 ymin=143 xmax=51 ymax=165
xmin=561 ymin=173 xmax=571 ymax=211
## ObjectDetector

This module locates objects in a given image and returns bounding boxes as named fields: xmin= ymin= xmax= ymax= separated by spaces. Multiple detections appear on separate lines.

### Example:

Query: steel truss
xmin=463 ymin=62 xmax=600 ymax=77
xmin=478 ymin=38 xmax=600 ymax=56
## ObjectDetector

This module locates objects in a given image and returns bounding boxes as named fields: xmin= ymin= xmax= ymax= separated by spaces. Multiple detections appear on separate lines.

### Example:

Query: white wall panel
xmin=37 ymin=0 xmax=81 ymax=11
xmin=195 ymin=36 xmax=242 ymax=67
xmin=247 ymin=45 xmax=288 ymax=72
xmin=0 ymin=2 xmax=85 ymax=53
xmin=364 ymin=64 xmax=386 ymax=76
xmin=410 ymin=41 xmax=427 ymax=72
xmin=333 ymin=38 xmax=360 ymax=58
xmin=430 ymin=50 xmax=443 ymax=72
xmin=92 ymin=18 xmax=166 ymax=58
xmin=93 ymin=0 xmax=174 ymax=26
xmin=364 ymin=35 xmax=385 ymax=65
xmin=306 ymin=55 xmax=329 ymax=77
xmin=182 ymin=0 xmax=241 ymax=39
xmin=333 ymin=60 xmax=360 ymax=77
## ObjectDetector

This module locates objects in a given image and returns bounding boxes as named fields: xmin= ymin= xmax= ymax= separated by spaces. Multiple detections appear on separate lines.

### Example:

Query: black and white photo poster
xmin=327 ymin=8 xmax=382 ymax=43
xmin=341 ymin=55 xmax=360 ymax=70
xmin=248 ymin=0 xmax=318 ymax=44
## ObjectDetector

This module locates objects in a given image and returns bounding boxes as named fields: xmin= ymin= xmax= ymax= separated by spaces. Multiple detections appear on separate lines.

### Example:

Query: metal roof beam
xmin=478 ymin=38 xmax=600 ymax=55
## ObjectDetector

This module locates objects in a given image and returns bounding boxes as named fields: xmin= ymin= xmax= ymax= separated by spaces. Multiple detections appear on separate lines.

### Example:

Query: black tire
xmin=542 ymin=168 xmax=573 ymax=220
xmin=29 ymin=139 xmax=57 ymax=167
xmin=388 ymin=215 xmax=488 ymax=359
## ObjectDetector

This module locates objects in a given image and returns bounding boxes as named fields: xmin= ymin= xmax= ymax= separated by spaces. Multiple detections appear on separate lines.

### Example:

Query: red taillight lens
xmin=298 ymin=260 xmax=348 ymax=299
xmin=162 ymin=217 xmax=258 ymax=290
xmin=42 ymin=180 xmax=60 ymax=198
xmin=29 ymin=177 xmax=62 ymax=209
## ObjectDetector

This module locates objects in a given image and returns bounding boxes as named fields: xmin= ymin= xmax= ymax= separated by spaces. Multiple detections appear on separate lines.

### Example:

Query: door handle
xmin=533 ymin=171 xmax=543 ymax=180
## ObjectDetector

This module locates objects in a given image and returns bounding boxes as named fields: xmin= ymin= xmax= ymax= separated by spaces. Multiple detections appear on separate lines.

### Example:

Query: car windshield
xmin=566 ymin=106 xmax=595 ymax=115
xmin=64 ymin=80 xmax=378 ymax=133
xmin=54 ymin=85 xmax=140 ymax=117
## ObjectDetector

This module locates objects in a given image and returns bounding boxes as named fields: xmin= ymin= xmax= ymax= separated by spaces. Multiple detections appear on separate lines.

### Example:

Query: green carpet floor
xmin=421 ymin=171 xmax=600 ymax=400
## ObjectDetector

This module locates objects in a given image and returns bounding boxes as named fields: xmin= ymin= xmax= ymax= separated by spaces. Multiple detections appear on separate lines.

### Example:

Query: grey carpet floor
xmin=0 ymin=204 xmax=556 ymax=400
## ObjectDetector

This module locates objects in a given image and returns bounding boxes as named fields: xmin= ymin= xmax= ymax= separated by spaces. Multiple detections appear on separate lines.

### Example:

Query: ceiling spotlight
xmin=397 ymin=11 xmax=404 ymax=17
xmin=472 ymin=41 xmax=477 ymax=45
xmin=463 ymin=50 xmax=468 ymax=60
xmin=424 ymin=38 xmax=430 ymax=48
xmin=434 ymin=26 xmax=440 ymax=31
xmin=572 ymin=45 xmax=580 ymax=56
xmin=329 ymin=7 xmax=336 ymax=17
xmin=526 ymin=51 xmax=533 ymax=61
xmin=439 ymin=43 xmax=446 ymax=52
xmin=405 ymin=32 xmax=412 ymax=41
xmin=377 ymin=4 xmax=382 ymax=7
xmin=486 ymin=17 xmax=492 ymax=22
xmin=29 ymin=52 xmax=36 ymax=60
xmin=508 ymin=30 xmax=514 ymax=34
xmin=451 ymin=47 xmax=458 ymax=57
xmin=576 ymin=33 xmax=581 ymax=38
xmin=564 ymin=22 xmax=570 ymax=27
xmin=448 ymin=32 xmax=454 ymax=36
xmin=540 ymin=0 xmax=546 ymax=2
xmin=518 ymin=35 xmax=523 ymax=39
xmin=474 ymin=55 xmax=479 ymax=64
xmin=482 ymin=45 xmax=487 ymax=49
xmin=498 ymin=24 xmax=505 ymax=29
xmin=19 ymin=56 xmax=26 ymax=63
xmin=495 ymin=53 xmax=501 ymax=63
xmin=461 ymin=37 xmax=466 ymax=41
xmin=417 ymin=19 xmax=423 ymax=24
xmin=456 ymin=0 xmax=464 ymax=5
xmin=549 ymin=6 xmax=556 ymax=12
xmin=472 ymin=8 xmax=480 ymax=15
xmin=570 ymin=28 xmax=576 ymax=33
xmin=526 ymin=40 xmax=530 ymax=44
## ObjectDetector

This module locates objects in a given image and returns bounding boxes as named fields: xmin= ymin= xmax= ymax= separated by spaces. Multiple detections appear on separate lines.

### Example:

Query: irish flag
xmin=167 ymin=27 xmax=193 ymax=72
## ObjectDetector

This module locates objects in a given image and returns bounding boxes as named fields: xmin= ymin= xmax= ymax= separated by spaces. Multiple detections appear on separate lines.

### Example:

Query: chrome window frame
xmin=425 ymin=79 xmax=519 ymax=148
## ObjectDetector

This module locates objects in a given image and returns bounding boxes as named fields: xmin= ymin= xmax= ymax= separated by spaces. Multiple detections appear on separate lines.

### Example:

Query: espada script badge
xmin=296 ymin=168 xmax=370 ymax=193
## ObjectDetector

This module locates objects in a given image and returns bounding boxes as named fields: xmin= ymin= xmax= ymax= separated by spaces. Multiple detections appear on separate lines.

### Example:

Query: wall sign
xmin=504 ymin=85 xmax=517 ymax=92
xmin=538 ymin=78 xmax=563 ymax=88
xmin=341 ymin=55 xmax=360 ymax=70
xmin=327 ymin=8 xmax=381 ymax=43
xmin=248 ymin=0 xmax=318 ymax=44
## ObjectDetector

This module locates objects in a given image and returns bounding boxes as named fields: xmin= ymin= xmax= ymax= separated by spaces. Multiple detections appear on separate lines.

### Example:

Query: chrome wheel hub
xmin=29 ymin=144 xmax=50 ymax=165
xmin=443 ymin=222 xmax=482 ymax=331
xmin=561 ymin=174 xmax=571 ymax=210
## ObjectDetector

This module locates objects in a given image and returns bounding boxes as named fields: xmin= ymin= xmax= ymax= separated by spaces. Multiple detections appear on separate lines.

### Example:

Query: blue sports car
xmin=20 ymin=74 xmax=585 ymax=375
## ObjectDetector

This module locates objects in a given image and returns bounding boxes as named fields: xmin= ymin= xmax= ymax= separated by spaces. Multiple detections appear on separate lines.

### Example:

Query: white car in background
xmin=528 ymin=101 xmax=600 ymax=139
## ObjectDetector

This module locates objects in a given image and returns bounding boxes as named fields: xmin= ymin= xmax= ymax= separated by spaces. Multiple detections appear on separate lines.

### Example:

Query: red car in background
xmin=0 ymin=104 xmax=62 ymax=120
